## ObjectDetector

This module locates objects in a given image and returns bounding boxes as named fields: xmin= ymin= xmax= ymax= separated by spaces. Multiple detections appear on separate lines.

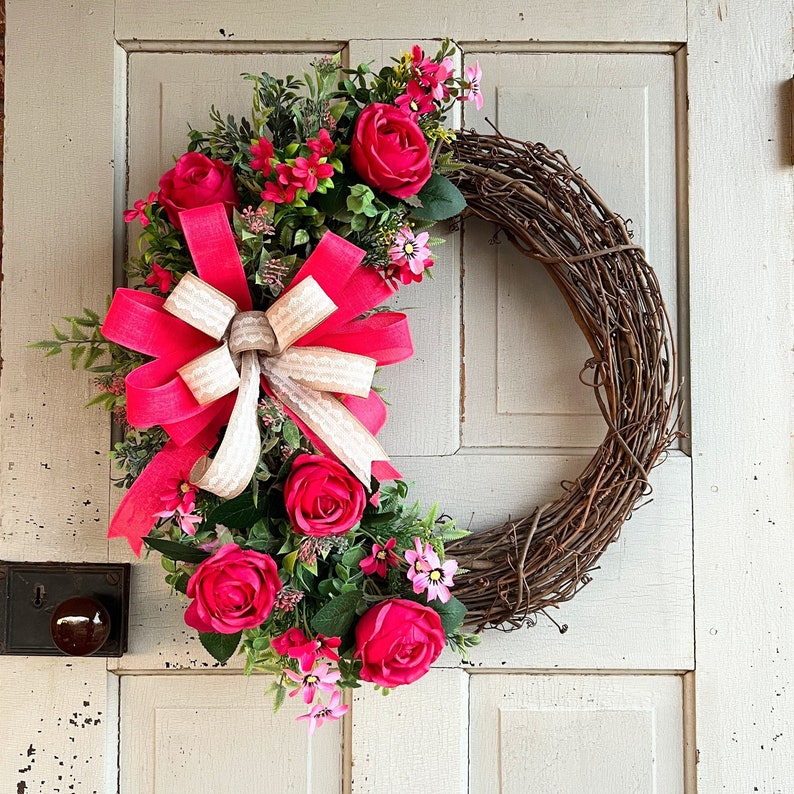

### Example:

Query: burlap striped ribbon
xmin=163 ymin=271 xmax=388 ymax=497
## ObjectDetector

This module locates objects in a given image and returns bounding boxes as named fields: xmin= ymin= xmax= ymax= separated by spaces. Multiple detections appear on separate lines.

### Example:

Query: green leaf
xmin=427 ymin=595 xmax=467 ymax=635
xmin=310 ymin=589 xmax=362 ymax=637
xmin=281 ymin=419 xmax=301 ymax=450
xmin=69 ymin=345 xmax=84 ymax=370
xmin=143 ymin=537 xmax=211 ymax=564
xmin=272 ymin=682 xmax=287 ymax=713
xmin=293 ymin=228 xmax=310 ymax=246
xmin=283 ymin=550 xmax=298 ymax=575
xmin=206 ymin=491 xmax=262 ymax=529
xmin=199 ymin=630 xmax=242 ymax=664
xmin=438 ymin=526 xmax=472 ymax=542
xmin=340 ymin=546 xmax=367 ymax=568
xmin=51 ymin=323 xmax=69 ymax=341
xmin=409 ymin=173 xmax=467 ymax=222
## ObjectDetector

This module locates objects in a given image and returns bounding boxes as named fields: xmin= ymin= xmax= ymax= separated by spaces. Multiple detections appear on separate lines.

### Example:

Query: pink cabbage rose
xmin=349 ymin=103 xmax=432 ymax=198
xmin=355 ymin=598 xmax=445 ymax=687
xmin=157 ymin=152 xmax=239 ymax=230
xmin=284 ymin=454 xmax=366 ymax=537
xmin=184 ymin=544 xmax=281 ymax=634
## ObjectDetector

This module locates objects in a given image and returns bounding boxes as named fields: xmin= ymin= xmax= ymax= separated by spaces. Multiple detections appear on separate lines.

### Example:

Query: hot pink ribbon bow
xmin=103 ymin=203 xmax=413 ymax=554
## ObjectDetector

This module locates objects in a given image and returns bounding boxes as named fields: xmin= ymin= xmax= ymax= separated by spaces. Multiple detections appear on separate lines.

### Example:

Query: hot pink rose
xmin=184 ymin=544 xmax=281 ymax=634
xmin=284 ymin=454 xmax=366 ymax=537
xmin=158 ymin=152 xmax=239 ymax=230
xmin=355 ymin=598 xmax=445 ymax=687
xmin=349 ymin=103 xmax=432 ymax=199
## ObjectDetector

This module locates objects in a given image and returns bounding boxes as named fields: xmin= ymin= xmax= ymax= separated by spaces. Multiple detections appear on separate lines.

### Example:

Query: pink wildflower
xmin=261 ymin=180 xmax=297 ymax=204
xmin=405 ymin=536 xmax=435 ymax=583
xmin=159 ymin=473 xmax=197 ymax=514
xmin=307 ymin=128 xmax=335 ymax=157
xmin=405 ymin=539 xmax=458 ymax=604
xmin=145 ymin=263 xmax=175 ymax=294
xmin=288 ymin=633 xmax=341 ymax=669
xmin=461 ymin=61 xmax=484 ymax=111
xmin=297 ymin=690 xmax=348 ymax=735
xmin=250 ymin=137 xmax=274 ymax=176
xmin=156 ymin=503 xmax=202 ymax=536
xmin=395 ymin=80 xmax=436 ymax=119
xmin=387 ymin=226 xmax=434 ymax=284
xmin=360 ymin=537 xmax=399 ymax=578
xmin=285 ymin=660 xmax=341 ymax=705
xmin=291 ymin=153 xmax=334 ymax=193
xmin=410 ymin=45 xmax=437 ymax=80
xmin=123 ymin=192 xmax=157 ymax=226
xmin=174 ymin=507 xmax=203 ymax=536
xmin=271 ymin=627 xmax=310 ymax=656
xmin=430 ymin=57 xmax=455 ymax=101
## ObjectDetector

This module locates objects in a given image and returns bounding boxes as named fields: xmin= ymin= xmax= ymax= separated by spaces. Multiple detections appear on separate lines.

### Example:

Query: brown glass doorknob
xmin=50 ymin=596 xmax=111 ymax=656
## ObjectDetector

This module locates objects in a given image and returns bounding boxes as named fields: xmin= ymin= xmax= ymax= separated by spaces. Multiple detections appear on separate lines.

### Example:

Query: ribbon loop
xmin=177 ymin=343 xmax=241 ymax=405
xmin=265 ymin=276 xmax=337 ymax=351
xmin=164 ymin=272 xmax=238 ymax=341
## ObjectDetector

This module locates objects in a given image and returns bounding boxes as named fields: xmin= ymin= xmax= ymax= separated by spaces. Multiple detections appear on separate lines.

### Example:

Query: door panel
xmin=120 ymin=676 xmax=342 ymax=794
xmin=461 ymin=52 xmax=677 ymax=449
xmin=469 ymin=674 xmax=684 ymax=794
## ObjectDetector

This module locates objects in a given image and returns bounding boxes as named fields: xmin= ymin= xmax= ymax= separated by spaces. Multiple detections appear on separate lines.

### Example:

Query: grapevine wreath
xmin=36 ymin=44 xmax=678 ymax=730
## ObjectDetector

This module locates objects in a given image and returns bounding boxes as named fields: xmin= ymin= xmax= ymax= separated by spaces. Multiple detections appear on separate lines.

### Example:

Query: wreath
xmin=34 ymin=43 xmax=678 ymax=731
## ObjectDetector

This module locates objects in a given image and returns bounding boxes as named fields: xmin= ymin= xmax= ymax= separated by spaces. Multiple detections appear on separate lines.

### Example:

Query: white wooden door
xmin=2 ymin=2 xmax=792 ymax=793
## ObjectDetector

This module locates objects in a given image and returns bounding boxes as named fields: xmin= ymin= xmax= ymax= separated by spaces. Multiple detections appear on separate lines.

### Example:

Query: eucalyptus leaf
xmin=282 ymin=419 xmax=301 ymax=450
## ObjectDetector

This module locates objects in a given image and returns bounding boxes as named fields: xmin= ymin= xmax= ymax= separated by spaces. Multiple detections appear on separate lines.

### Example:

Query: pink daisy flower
xmin=285 ymin=661 xmax=341 ymax=705
xmin=461 ymin=61 xmax=484 ymax=111
xmin=360 ymin=537 xmax=399 ymax=577
xmin=297 ymin=690 xmax=349 ymax=735
xmin=405 ymin=538 xmax=459 ymax=603
xmin=395 ymin=80 xmax=436 ymax=119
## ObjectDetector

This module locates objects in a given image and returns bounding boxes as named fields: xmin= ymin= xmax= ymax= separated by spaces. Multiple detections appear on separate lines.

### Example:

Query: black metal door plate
xmin=0 ymin=561 xmax=130 ymax=656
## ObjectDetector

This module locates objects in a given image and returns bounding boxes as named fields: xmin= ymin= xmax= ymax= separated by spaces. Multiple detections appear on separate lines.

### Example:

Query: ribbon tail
xmin=107 ymin=431 xmax=217 ymax=556
xmin=190 ymin=350 xmax=261 ymax=499
xmin=265 ymin=368 xmax=390 ymax=487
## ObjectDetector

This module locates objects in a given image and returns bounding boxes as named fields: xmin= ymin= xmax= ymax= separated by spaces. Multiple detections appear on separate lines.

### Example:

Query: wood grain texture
xmin=114 ymin=1 xmax=687 ymax=44
xmin=688 ymin=0 xmax=794 ymax=790
xmin=0 ymin=1 xmax=115 ymax=791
